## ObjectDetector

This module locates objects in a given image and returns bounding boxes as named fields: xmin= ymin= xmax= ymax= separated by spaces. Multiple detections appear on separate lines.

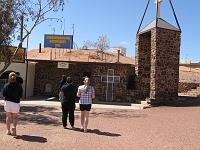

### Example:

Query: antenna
xmin=72 ymin=24 xmax=74 ymax=49
xmin=63 ymin=18 xmax=65 ymax=35
xmin=53 ymin=27 xmax=55 ymax=35
xmin=72 ymin=24 xmax=74 ymax=36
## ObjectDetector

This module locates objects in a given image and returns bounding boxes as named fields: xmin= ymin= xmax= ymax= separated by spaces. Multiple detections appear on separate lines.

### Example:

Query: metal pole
xmin=19 ymin=15 xmax=24 ymax=48
xmin=156 ymin=0 xmax=159 ymax=27
xmin=63 ymin=19 xmax=65 ymax=35
xmin=168 ymin=0 xmax=181 ymax=32
xmin=25 ymin=60 xmax=29 ymax=98
xmin=24 ymin=33 xmax=29 ymax=98
xmin=117 ymin=49 xmax=120 ymax=63
xmin=137 ymin=0 xmax=151 ymax=33
xmin=72 ymin=24 xmax=74 ymax=49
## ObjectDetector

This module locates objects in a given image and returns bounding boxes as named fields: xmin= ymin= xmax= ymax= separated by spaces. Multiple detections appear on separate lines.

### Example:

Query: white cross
xmin=101 ymin=69 xmax=120 ymax=102
xmin=154 ymin=0 xmax=163 ymax=18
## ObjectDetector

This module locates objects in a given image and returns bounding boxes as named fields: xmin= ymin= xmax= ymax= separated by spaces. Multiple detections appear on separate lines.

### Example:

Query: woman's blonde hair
xmin=83 ymin=77 xmax=90 ymax=93
xmin=9 ymin=72 xmax=16 ymax=83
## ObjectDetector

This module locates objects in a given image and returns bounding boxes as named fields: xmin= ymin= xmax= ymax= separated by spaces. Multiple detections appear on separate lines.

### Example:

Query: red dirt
xmin=1 ymin=104 xmax=200 ymax=150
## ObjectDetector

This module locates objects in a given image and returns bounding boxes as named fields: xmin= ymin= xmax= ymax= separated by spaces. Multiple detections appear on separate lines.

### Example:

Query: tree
xmin=95 ymin=35 xmax=110 ymax=50
xmin=0 ymin=0 xmax=65 ymax=75
xmin=0 ymin=1 xmax=15 ymax=46
xmin=82 ymin=40 xmax=95 ymax=49
xmin=82 ymin=35 xmax=110 ymax=50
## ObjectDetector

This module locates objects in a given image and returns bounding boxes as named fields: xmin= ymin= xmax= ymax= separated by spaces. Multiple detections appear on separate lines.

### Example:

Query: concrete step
xmin=141 ymin=100 xmax=148 ymax=105
xmin=187 ymin=93 xmax=200 ymax=97
xmin=187 ymin=92 xmax=200 ymax=95
xmin=131 ymin=103 xmax=151 ymax=109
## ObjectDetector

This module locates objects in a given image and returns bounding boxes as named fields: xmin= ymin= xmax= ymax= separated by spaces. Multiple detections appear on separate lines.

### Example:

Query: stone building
xmin=135 ymin=0 xmax=181 ymax=105
xmin=136 ymin=20 xmax=181 ymax=104
xmin=27 ymin=49 xmax=136 ymax=102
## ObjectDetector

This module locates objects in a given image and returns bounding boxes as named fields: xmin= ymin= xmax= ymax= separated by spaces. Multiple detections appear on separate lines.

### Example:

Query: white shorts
xmin=4 ymin=101 xmax=20 ymax=113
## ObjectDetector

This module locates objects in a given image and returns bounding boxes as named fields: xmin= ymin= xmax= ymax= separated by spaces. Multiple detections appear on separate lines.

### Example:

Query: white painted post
xmin=154 ymin=0 xmax=163 ymax=18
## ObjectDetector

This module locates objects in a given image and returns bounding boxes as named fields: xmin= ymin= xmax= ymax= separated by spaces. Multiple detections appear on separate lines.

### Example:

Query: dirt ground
xmin=0 ymin=102 xmax=200 ymax=150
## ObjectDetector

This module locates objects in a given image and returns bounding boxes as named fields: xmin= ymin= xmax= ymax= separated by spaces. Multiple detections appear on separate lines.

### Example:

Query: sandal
xmin=84 ymin=128 xmax=87 ymax=133
xmin=6 ymin=130 xmax=11 ymax=135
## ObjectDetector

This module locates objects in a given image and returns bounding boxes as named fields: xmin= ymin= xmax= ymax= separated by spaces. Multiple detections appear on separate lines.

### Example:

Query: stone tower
xmin=135 ymin=0 xmax=181 ymax=105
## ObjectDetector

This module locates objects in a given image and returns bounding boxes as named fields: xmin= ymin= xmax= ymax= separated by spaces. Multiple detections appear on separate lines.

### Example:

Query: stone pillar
xmin=135 ymin=31 xmax=151 ymax=98
xmin=150 ymin=28 xmax=181 ymax=105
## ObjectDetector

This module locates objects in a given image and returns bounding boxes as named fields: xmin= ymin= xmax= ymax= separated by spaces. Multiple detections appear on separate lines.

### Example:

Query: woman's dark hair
xmin=66 ymin=77 xmax=72 ymax=83
xmin=62 ymin=75 xmax=66 ymax=80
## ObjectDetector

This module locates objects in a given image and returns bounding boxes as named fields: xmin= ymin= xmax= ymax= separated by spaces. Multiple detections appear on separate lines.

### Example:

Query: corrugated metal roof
xmin=139 ymin=18 xmax=180 ymax=33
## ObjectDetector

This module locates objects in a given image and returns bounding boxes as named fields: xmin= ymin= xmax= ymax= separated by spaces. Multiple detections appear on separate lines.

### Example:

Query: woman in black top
xmin=59 ymin=75 xmax=67 ymax=90
xmin=60 ymin=77 xmax=77 ymax=129
xmin=3 ymin=72 xmax=23 ymax=136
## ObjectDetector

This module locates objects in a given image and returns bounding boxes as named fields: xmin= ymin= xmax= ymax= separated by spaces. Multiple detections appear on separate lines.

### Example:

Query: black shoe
xmin=63 ymin=126 xmax=67 ymax=129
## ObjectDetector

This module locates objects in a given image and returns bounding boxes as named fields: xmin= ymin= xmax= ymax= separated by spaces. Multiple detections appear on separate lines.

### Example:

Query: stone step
xmin=141 ymin=100 xmax=148 ymax=105
xmin=190 ymin=89 xmax=200 ymax=92
xmin=131 ymin=103 xmax=151 ymax=109
xmin=140 ymin=100 xmax=151 ymax=109
xmin=187 ymin=91 xmax=200 ymax=94
xmin=187 ymin=93 xmax=200 ymax=97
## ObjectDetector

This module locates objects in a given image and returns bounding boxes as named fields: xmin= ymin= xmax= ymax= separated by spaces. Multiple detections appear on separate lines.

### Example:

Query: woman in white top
xmin=77 ymin=77 xmax=95 ymax=132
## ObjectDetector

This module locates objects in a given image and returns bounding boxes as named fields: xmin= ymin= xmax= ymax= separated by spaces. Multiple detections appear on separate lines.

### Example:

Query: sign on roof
xmin=0 ymin=46 xmax=25 ymax=63
xmin=44 ymin=34 xmax=73 ymax=49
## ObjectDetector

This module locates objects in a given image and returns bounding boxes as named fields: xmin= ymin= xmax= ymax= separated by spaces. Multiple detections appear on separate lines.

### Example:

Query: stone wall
xmin=150 ymin=28 xmax=180 ymax=102
xmin=34 ymin=61 xmax=136 ymax=102
xmin=136 ymin=27 xmax=181 ymax=104
xmin=135 ymin=31 xmax=151 ymax=98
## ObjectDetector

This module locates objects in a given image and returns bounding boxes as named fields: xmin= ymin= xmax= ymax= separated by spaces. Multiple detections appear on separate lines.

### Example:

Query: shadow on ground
xmin=71 ymin=127 xmax=121 ymax=137
xmin=14 ymin=135 xmax=47 ymax=143
xmin=0 ymin=104 xmax=146 ymax=126
xmin=151 ymin=96 xmax=200 ymax=107
xmin=90 ymin=110 xmax=147 ymax=119
xmin=0 ymin=105 xmax=61 ymax=125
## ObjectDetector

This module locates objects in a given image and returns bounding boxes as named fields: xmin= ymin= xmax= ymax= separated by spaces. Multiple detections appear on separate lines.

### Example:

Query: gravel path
xmin=0 ymin=103 xmax=200 ymax=150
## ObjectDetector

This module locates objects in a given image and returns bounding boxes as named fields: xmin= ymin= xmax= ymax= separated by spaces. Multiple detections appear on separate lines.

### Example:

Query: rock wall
xmin=34 ymin=61 xmax=137 ymax=102
xmin=135 ymin=32 xmax=151 ymax=99
xmin=179 ymin=82 xmax=200 ymax=93
xmin=150 ymin=28 xmax=181 ymax=102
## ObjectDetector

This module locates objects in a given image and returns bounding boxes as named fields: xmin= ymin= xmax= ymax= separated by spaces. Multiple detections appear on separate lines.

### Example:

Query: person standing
xmin=60 ymin=77 xmax=77 ymax=129
xmin=77 ymin=77 xmax=95 ymax=133
xmin=15 ymin=72 xmax=23 ymax=85
xmin=59 ymin=75 xmax=67 ymax=90
xmin=3 ymin=72 xmax=23 ymax=136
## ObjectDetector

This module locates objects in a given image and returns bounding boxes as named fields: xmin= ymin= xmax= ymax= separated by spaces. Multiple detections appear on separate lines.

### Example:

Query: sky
xmin=14 ymin=0 xmax=200 ymax=62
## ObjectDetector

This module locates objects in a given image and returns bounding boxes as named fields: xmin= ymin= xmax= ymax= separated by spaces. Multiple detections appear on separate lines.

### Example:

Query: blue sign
xmin=44 ymin=34 xmax=73 ymax=48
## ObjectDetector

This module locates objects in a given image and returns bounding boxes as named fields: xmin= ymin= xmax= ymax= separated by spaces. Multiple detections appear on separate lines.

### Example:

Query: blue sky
xmin=16 ymin=0 xmax=200 ymax=62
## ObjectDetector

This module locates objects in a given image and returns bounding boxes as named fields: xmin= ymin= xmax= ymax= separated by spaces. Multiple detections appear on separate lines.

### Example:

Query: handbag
xmin=59 ymin=91 xmax=64 ymax=103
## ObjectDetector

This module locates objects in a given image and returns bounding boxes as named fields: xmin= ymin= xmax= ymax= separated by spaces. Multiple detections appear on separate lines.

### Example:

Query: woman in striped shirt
xmin=77 ymin=77 xmax=95 ymax=133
